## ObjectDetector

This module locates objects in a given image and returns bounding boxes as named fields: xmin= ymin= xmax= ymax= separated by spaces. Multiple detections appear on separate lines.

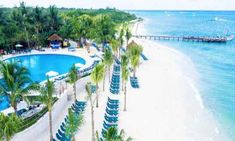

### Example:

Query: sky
xmin=0 ymin=0 xmax=235 ymax=10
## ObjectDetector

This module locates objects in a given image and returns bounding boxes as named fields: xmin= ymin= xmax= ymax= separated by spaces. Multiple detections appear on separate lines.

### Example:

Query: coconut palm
xmin=96 ymin=127 xmax=132 ymax=141
xmin=93 ymin=15 xmax=116 ymax=51
xmin=121 ymin=55 xmax=130 ymax=111
xmin=110 ymin=39 xmax=120 ymax=58
xmin=0 ymin=113 xmax=22 ymax=141
xmin=67 ymin=64 xmax=79 ymax=101
xmin=118 ymin=27 xmax=125 ymax=58
xmin=103 ymin=48 xmax=114 ymax=91
xmin=0 ymin=61 xmax=38 ymax=114
xmin=85 ymin=82 xmax=96 ymax=141
xmin=65 ymin=108 xmax=83 ymax=141
xmin=125 ymin=28 xmax=132 ymax=47
xmin=39 ymin=78 xmax=55 ymax=141
xmin=90 ymin=63 xmax=105 ymax=108
xmin=127 ymin=41 xmax=143 ymax=77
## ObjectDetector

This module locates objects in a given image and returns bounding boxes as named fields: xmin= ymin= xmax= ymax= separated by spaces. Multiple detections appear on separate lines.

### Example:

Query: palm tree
xmin=103 ymin=48 xmax=114 ymax=91
xmin=0 ymin=113 xmax=22 ymax=141
xmin=118 ymin=27 xmax=125 ymax=58
xmin=110 ymin=39 xmax=120 ymax=58
xmin=65 ymin=108 xmax=83 ymax=141
xmin=90 ymin=63 xmax=105 ymax=108
xmin=96 ymin=127 xmax=132 ymax=141
xmin=67 ymin=65 xmax=79 ymax=101
xmin=0 ymin=61 xmax=38 ymax=114
xmin=85 ymin=82 xmax=96 ymax=141
xmin=40 ymin=78 xmax=55 ymax=141
xmin=93 ymin=15 xmax=116 ymax=51
xmin=125 ymin=28 xmax=132 ymax=48
xmin=127 ymin=41 xmax=143 ymax=77
xmin=121 ymin=55 xmax=130 ymax=111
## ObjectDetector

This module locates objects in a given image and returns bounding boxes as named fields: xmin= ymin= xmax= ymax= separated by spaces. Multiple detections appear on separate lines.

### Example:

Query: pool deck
xmin=0 ymin=46 xmax=100 ymax=115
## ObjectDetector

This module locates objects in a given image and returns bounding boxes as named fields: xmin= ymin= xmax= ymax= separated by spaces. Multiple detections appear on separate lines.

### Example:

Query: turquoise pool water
xmin=0 ymin=95 xmax=10 ymax=111
xmin=0 ymin=54 xmax=86 ymax=111
xmin=131 ymin=11 xmax=235 ymax=140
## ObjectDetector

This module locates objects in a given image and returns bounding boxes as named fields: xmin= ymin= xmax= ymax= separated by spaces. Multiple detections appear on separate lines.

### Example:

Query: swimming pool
xmin=5 ymin=54 xmax=86 ymax=82
xmin=1 ymin=54 xmax=86 ymax=111
xmin=0 ymin=95 xmax=10 ymax=111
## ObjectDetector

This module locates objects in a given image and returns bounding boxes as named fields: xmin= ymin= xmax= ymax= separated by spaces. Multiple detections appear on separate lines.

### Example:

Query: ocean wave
xmin=214 ymin=17 xmax=235 ymax=22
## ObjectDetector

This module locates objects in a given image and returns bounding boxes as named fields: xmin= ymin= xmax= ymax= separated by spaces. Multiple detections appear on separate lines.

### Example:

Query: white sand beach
xmin=11 ymin=23 xmax=228 ymax=141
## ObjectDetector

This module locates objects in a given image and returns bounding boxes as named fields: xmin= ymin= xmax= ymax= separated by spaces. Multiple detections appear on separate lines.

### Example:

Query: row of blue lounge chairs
xmin=100 ymin=97 xmax=119 ymax=140
xmin=53 ymin=101 xmax=86 ymax=141
xmin=77 ymin=61 xmax=99 ymax=76
xmin=130 ymin=76 xmax=140 ymax=88
xmin=109 ymin=64 xmax=121 ymax=94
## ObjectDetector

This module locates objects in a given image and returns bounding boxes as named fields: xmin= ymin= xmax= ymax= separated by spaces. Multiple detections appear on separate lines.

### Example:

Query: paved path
xmin=12 ymin=77 xmax=89 ymax=141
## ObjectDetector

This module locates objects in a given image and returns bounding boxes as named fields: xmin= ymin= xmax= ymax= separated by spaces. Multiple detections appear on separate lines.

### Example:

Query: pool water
xmin=5 ymin=54 xmax=86 ymax=82
xmin=0 ymin=95 xmax=10 ymax=111
xmin=0 ymin=54 xmax=86 ymax=111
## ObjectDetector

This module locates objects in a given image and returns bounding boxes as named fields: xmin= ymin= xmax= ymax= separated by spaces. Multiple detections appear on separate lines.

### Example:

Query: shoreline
xmin=120 ymin=20 xmax=228 ymax=140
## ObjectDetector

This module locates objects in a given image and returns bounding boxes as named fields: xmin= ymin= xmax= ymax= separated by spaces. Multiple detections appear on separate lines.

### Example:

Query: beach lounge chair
xmin=106 ymin=108 xmax=118 ymax=116
xmin=104 ymin=114 xmax=118 ymax=123
xmin=56 ymin=133 xmax=66 ymax=141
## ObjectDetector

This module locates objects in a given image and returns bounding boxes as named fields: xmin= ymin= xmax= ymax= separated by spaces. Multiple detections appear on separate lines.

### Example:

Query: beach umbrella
xmin=46 ymin=71 xmax=59 ymax=77
xmin=91 ymin=57 xmax=102 ymax=61
xmin=75 ymin=63 xmax=84 ymax=68
xmin=15 ymin=44 xmax=23 ymax=48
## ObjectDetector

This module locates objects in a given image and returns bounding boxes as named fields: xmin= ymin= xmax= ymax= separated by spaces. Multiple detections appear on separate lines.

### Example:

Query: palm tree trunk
xmin=133 ymin=68 xmax=136 ymax=77
xmin=49 ymin=110 xmax=53 ymax=141
xmin=90 ymin=99 xmax=95 ymax=141
xmin=13 ymin=102 xmax=17 ymax=115
xmin=124 ymin=81 xmax=127 ymax=111
xmin=96 ymin=84 xmax=99 ymax=108
xmin=103 ymin=69 xmax=106 ymax=91
xmin=72 ymin=135 xmax=75 ymax=141
xmin=73 ymin=83 xmax=76 ymax=101
xmin=122 ymin=78 xmax=124 ymax=91
xmin=108 ymin=67 xmax=111 ymax=83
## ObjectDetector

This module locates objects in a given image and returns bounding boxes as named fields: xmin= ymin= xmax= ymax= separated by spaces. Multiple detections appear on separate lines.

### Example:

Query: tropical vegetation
xmin=0 ymin=61 xmax=38 ymax=114
xmin=121 ymin=54 xmax=130 ymax=111
xmin=67 ymin=64 xmax=79 ymax=101
xmin=0 ymin=3 xmax=136 ymax=52
xmin=127 ymin=41 xmax=143 ymax=77
xmin=96 ymin=127 xmax=132 ymax=141
xmin=39 ymin=78 xmax=55 ymax=141
xmin=90 ymin=63 xmax=105 ymax=108
xmin=85 ymin=82 xmax=96 ymax=141
xmin=0 ymin=113 xmax=22 ymax=141
xmin=103 ymin=48 xmax=114 ymax=91
xmin=65 ymin=108 xmax=83 ymax=141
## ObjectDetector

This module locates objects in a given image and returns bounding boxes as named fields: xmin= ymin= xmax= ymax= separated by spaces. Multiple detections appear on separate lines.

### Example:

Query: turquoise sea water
xmin=132 ymin=11 xmax=235 ymax=140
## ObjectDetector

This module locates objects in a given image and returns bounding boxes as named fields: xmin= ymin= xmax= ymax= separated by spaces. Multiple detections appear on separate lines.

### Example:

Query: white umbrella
xmin=75 ymin=63 xmax=84 ymax=68
xmin=15 ymin=44 xmax=23 ymax=48
xmin=46 ymin=71 xmax=59 ymax=77
xmin=91 ymin=57 xmax=101 ymax=61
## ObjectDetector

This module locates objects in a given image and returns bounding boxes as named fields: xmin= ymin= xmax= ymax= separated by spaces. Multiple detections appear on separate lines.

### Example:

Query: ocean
xmin=131 ymin=11 xmax=235 ymax=140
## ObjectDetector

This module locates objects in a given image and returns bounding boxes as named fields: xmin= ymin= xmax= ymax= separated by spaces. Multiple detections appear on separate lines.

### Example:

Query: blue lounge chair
xmin=104 ymin=114 xmax=118 ymax=123
xmin=56 ymin=133 xmax=66 ymax=141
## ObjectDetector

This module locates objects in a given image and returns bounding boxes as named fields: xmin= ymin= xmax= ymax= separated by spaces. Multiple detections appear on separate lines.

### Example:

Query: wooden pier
xmin=133 ymin=35 xmax=234 ymax=43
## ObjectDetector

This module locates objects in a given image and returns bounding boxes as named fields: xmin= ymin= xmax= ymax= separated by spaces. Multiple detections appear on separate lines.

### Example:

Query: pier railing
xmin=133 ymin=34 xmax=234 ymax=43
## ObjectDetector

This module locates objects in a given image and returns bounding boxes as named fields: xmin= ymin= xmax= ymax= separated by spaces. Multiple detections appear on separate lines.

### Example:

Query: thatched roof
xmin=127 ymin=40 xmax=138 ymax=49
xmin=47 ymin=33 xmax=62 ymax=41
